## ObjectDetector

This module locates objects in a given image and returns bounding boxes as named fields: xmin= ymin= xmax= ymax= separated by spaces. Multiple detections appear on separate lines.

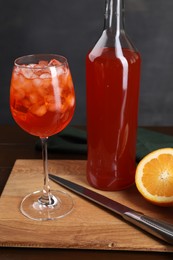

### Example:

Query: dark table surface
xmin=0 ymin=125 xmax=173 ymax=260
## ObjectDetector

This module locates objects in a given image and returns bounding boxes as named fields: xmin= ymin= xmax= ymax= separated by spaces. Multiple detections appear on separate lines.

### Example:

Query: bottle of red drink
xmin=86 ymin=0 xmax=141 ymax=191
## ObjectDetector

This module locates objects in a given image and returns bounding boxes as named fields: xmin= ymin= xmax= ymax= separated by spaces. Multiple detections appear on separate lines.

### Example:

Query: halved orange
xmin=135 ymin=148 xmax=173 ymax=206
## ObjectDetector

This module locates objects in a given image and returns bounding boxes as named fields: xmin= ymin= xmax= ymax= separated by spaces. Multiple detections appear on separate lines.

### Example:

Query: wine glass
xmin=10 ymin=54 xmax=75 ymax=221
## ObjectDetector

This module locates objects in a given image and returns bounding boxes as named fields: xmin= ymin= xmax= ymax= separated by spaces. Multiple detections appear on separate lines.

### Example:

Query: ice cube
xmin=22 ymin=98 xmax=31 ymax=109
xmin=40 ymin=73 xmax=51 ymax=79
xmin=32 ymin=78 xmax=43 ymax=88
xmin=47 ymin=102 xmax=58 ymax=112
xmin=14 ymin=88 xmax=25 ymax=100
xmin=12 ymin=72 xmax=25 ymax=86
xmin=48 ymin=59 xmax=62 ymax=67
xmin=30 ymin=104 xmax=47 ymax=117
xmin=46 ymin=95 xmax=60 ymax=112
xmin=57 ymin=67 xmax=66 ymax=76
xmin=29 ymin=93 xmax=39 ymax=104
xmin=20 ymin=63 xmax=49 ymax=79
xmin=38 ymin=60 xmax=49 ymax=67
xmin=21 ymin=68 xmax=36 ymax=79
xmin=26 ymin=64 xmax=37 ymax=68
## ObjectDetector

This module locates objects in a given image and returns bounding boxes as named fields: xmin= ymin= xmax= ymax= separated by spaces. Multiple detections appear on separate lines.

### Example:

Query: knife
xmin=49 ymin=174 xmax=173 ymax=245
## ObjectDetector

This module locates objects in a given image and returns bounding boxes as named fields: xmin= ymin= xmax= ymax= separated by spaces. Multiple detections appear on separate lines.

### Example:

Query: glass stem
xmin=40 ymin=137 xmax=52 ymax=205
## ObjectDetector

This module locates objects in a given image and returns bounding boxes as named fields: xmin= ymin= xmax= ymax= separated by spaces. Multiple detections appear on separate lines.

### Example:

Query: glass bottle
xmin=86 ymin=0 xmax=141 ymax=191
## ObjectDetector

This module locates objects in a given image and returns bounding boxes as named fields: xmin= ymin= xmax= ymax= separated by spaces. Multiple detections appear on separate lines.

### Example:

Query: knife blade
xmin=49 ymin=174 xmax=173 ymax=245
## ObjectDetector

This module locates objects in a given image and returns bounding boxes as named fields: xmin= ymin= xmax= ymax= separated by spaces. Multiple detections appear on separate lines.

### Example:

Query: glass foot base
xmin=20 ymin=190 xmax=74 ymax=221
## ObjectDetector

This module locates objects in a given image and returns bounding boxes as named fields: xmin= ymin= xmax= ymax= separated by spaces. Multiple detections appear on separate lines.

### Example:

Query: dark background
xmin=0 ymin=0 xmax=173 ymax=126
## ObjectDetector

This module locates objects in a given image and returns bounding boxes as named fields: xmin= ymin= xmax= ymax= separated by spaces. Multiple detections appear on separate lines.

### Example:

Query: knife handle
xmin=123 ymin=211 xmax=173 ymax=245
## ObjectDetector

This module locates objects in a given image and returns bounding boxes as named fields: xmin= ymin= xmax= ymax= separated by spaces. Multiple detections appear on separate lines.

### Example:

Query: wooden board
xmin=0 ymin=159 xmax=173 ymax=251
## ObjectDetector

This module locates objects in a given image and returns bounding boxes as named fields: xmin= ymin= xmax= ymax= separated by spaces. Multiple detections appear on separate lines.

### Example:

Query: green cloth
xmin=35 ymin=127 xmax=87 ymax=154
xmin=35 ymin=127 xmax=173 ymax=161
xmin=136 ymin=127 xmax=173 ymax=161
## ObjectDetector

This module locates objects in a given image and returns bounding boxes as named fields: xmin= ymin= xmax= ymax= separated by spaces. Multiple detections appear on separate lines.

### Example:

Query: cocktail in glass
xmin=10 ymin=54 xmax=75 ymax=220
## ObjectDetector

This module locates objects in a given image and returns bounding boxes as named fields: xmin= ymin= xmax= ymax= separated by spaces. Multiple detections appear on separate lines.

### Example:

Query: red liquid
xmin=86 ymin=47 xmax=141 ymax=190
xmin=10 ymin=64 xmax=75 ymax=138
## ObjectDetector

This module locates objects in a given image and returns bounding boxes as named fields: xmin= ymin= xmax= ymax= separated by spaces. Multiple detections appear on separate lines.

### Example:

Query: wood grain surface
xmin=0 ymin=159 xmax=173 ymax=251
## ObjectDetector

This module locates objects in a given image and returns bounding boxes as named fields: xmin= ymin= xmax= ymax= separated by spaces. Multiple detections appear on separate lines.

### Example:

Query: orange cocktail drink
xmin=10 ymin=57 xmax=75 ymax=138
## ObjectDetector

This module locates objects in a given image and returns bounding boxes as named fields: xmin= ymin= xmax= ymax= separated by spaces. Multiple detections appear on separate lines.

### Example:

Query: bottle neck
xmin=104 ymin=0 xmax=125 ymax=35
